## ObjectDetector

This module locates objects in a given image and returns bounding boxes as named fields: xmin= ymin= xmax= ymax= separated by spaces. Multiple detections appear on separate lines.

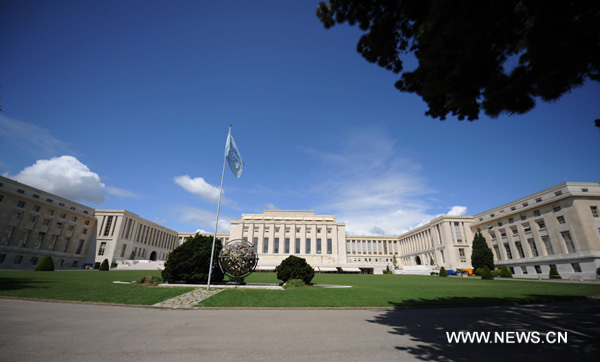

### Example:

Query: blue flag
xmin=225 ymin=129 xmax=244 ymax=178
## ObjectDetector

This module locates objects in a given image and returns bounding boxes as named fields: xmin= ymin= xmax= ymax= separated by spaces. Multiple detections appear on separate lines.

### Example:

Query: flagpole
xmin=207 ymin=124 xmax=231 ymax=291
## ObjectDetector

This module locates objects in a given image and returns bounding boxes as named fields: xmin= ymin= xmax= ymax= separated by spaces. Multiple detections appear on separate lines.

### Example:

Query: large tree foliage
xmin=470 ymin=232 xmax=495 ymax=270
xmin=317 ymin=1 xmax=600 ymax=121
xmin=162 ymin=233 xmax=224 ymax=284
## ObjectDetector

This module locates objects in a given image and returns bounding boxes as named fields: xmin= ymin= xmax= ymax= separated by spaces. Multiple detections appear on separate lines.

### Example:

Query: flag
xmin=225 ymin=129 xmax=244 ymax=178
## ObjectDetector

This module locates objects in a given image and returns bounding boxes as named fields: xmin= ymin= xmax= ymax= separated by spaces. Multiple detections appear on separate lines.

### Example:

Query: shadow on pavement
xmin=368 ymin=298 xmax=600 ymax=361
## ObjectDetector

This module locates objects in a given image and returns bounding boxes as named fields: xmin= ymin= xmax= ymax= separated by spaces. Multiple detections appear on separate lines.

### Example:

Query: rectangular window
xmin=515 ymin=241 xmax=525 ymax=258
xmin=521 ymin=266 xmax=528 ymax=274
xmin=75 ymin=240 xmax=85 ymax=254
xmin=98 ymin=242 xmax=107 ymax=256
xmin=504 ymin=244 xmax=513 ymax=259
xmin=306 ymin=238 xmax=311 ymax=254
xmin=557 ymin=215 xmax=566 ymax=224
xmin=520 ymin=214 xmax=527 ymax=221
xmin=17 ymin=200 xmax=25 ymax=208
xmin=56 ymin=222 xmax=63 ymax=229
xmin=555 ymin=191 xmax=562 ymax=196
xmin=493 ymin=245 xmax=500 ymax=260
xmin=0 ymin=254 xmax=5 ymax=263
xmin=534 ymin=265 xmax=542 ymax=274
xmin=274 ymin=238 xmax=279 ymax=254
xmin=14 ymin=255 xmax=23 ymax=264
xmin=553 ymin=205 xmax=561 ymax=212
xmin=459 ymin=248 xmax=466 ymax=262
xmin=30 ymin=256 xmax=38 ymax=265
xmin=34 ymin=205 xmax=40 ymax=212
xmin=72 ymin=261 xmax=78 ymax=267
xmin=454 ymin=222 xmax=462 ymax=242
xmin=561 ymin=231 xmax=576 ymax=253
xmin=508 ymin=217 xmax=514 ymax=224
xmin=59 ymin=213 xmax=66 ymax=219
xmin=541 ymin=235 xmax=554 ymax=255
xmin=536 ymin=220 xmax=546 ymax=229
xmin=533 ymin=210 xmax=540 ymax=217
xmin=327 ymin=239 xmax=332 ymax=254
xmin=34 ymin=232 xmax=46 ymax=249
xmin=284 ymin=238 xmax=290 ymax=254
xmin=571 ymin=263 xmax=582 ymax=273
xmin=50 ymin=234 xmax=59 ymax=251
xmin=316 ymin=238 xmax=321 ymax=254
xmin=103 ymin=216 xmax=113 ymax=236
xmin=591 ymin=206 xmax=599 ymax=218
xmin=295 ymin=238 xmax=300 ymax=254
xmin=120 ymin=244 xmax=127 ymax=257
xmin=263 ymin=238 xmax=269 ymax=254
xmin=440 ymin=249 xmax=445 ymax=263
xmin=527 ymin=238 xmax=539 ymax=257
xmin=253 ymin=237 xmax=258 ymax=251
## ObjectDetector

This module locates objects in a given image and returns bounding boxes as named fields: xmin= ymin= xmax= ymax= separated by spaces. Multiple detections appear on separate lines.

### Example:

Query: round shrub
xmin=99 ymin=259 xmax=109 ymax=271
xmin=500 ymin=265 xmax=513 ymax=278
xmin=277 ymin=255 xmax=314 ymax=284
xmin=549 ymin=265 xmax=562 ymax=279
xmin=439 ymin=266 xmax=448 ymax=277
xmin=481 ymin=265 xmax=493 ymax=280
xmin=162 ymin=233 xmax=224 ymax=284
xmin=491 ymin=269 xmax=501 ymax=278
xmin=34 ymin=256 xmax=54 ymax=271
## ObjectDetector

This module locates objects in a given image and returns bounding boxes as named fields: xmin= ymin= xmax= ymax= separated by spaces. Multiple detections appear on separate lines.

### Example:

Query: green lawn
xmin=1 ymin=270 xmax=599 ymax=308
xmin=197 ymin=273 xmax=600 ymax=307
xmin=0 ymin=270 xmax=194 ymax=305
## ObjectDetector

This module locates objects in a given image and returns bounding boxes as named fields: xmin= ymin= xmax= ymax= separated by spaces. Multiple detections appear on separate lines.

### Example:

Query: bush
xmin=549 ymin=265 xmax=562 ymax=279
xmin=491 ymin=269 xmax=501 ymax=278
xmin=481 ymin=265 xmax=493 ymax=280
xmin=474 ymin=268 xmax=482 ymax=276
xmin=110 ymin=261 xmax=118 ymax=269
xmin=34 ymin=256 xmax=54 ymax=271
xmin=136 ymin=275 xmax=163 ymax=286
xmin=99 ymin=259 xmax=109 ymax=271
xmin=162 ymin=233 xmax=224 ymax=284
xmin=129 ymin=251 xmax=135 ymax=260
xmin=500 ymin=265 xmax=513 ymax=278
xmin=596 ymin=266 xmax=600 ymax=276
xmin=276 ymin=255 xmax=315 ymax=284
xmin=283 ymin=279 xmax=306 ymax=289
xmin=439 ymin=266 xmax=448 ymax=277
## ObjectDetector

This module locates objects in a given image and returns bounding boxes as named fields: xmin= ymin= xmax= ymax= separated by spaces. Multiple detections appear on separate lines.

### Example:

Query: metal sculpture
xmin=218 ymin=238 xmax=259 ymax=284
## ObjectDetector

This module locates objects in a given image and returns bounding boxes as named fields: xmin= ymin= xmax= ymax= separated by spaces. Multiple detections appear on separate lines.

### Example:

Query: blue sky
xmin=1 ymin=0 xmax=598 ymax=236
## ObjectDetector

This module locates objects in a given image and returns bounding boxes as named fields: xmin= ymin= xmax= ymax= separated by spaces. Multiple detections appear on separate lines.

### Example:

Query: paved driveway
xmin=0 ymin=298 xmax=598 ymax=361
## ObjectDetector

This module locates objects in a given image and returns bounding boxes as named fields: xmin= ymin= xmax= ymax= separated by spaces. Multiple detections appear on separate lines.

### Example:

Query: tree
xmin=439 ymin=266 xmax=448 ymax=277
xmin=161 ymin=234 xmax=224 ymax=284
xmin=500 ymin=265 xmax=513 ymax=278
xmin=470 ymin=232 xmax=495 ymax=270
xmin=99 ymin=259 xmax=109 ymax=271
xmin=481 ymin=265 xmax=494 ymax=280
xmin=317 ymin=1 xmax=600 ymax=122
xmin=276 ymin=255 xmax=315 ymax=284
xmin=34 ymin=256 xmax=54 ymax=271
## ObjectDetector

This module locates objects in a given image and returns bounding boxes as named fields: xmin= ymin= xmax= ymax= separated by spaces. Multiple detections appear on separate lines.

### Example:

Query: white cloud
xmin=265 ymin=203 xmax=278 ymax=210
xmin=174 ymin=175 xmax=232 ymax=204
xmin=9 ymin=155 xmax=107 ymax=204
xmin=447 ymin=206 xmax=467 ymax=216
xmin=105 ymin=186 xmax=143 ymax=199
xmin=305 ymin=127 xmax=441 ymax=236
xmin=0 ymin=115 xmax=72 ymax=156
xmin=177 ymin=206 xmax=232 ymax=233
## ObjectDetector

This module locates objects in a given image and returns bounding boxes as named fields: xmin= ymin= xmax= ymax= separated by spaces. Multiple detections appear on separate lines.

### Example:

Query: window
xmin=533 ymin=210 xmax=540 ymax=217
xmin=98 ymin=242 xmax=107 ymax=256
xmin=284 ymin=238 xmax=290 ymax=254
xmin=523 ymin=224 xmax=531 ymax=233
xmin=535 ymin=198 xmax=542 ymax=203
xmin=541 ymin=236 xmax=554 ymax=255
xmin=103 ymin=216 xmax=113 ymax=236
xmin=295 ymin=238 xmax=300 ymax=254
xmin=47 ymin=198 xmax=53 ymax=203
xmin=68 ymin=225 xmax=74 ymax=231
xmin=509 ymin=267 xmax=515 ymax=274
xmin=59 ymin=202 xmax=65 ymax=207
xmin=504 ymin=244 xmax=513 ymax=259
xmin=28 ymin=215 xmax=37 ymax=224
xmin=72 ymin=261 xmax=78 ymax=268
xmin=508 ymin=217 xmax=514 ymax=224
xmin=440 ymin=249 xmax=445 ymax=263
xmin=554 ymin=191 xmax=562 ymax=196
xmin=82 ymin=229 xmax=87 ymax=235
xmin=305 ymin=238 xmax=311 ymax=254
xmin=522 ymin=202 xmax=528 ymax=207
xmin=71 ymin=216 xmax=77 ymax=222
xmin=263 ymin=238 xmax=269 ymax=253
xmin=527 ymin=238 xmax=539 ymax=257
xmin=534 ymin=265 xmax=542 ymax=274
xmin=582 ymin=188 xmax=588 ymax=192
xmin=75 ymin=240 xmax=85 ymax=254
xmin=30 ymin=256 xmax=38 ymax=265
xmin=48 ymin=209 xmax=54 ymax=216
xmin=520 ymin=214 xmax=527 ymax=221
xmin=50 ymin=235 xmax=59 ymax=251
xmin=59 ymin=213 xmax=66 ymax=219
xmin=493 ymin=245 xmax=500 ymax=260
xmin=63 ymin=237 xmax=71 ymax=252
xmin=274 ymin=238 xmax=279 ymax=253
xmin=0 ymin=195 xmax=3 ymax=202
xmin=14 ymin=255 xmax=23 ymax=264
xmin=327 ymin=239 xmax=332 ymax=254
xmin=591 ymin=206 xmax=599 ymax=218
xmin=0 ymin=254 xmax=5 ymax=263
xmin=497 ymin=221 xmax=503 ymax=227
xmin=316 ymin=238 xmax=322 ymax=254
xmin=56 ymin=222 xmax=63 ymax=229
xmin=13 ymin=211 xmax=21 ymax=220
xmin=459 ymin=248 xmax=466 ymax=262
xmin=553 ymin=205 xmax=561 ymax=212
xmin=34 ymin=205 xmax=40 ymax=212
xmin=511 ymin=228 xmax=518 ymax=235
xmin=557 ymin=216 xmax=566 ymax=224
xmin=571 ymin=263 xmax=582 ymax=273
xmin=253 ymin=237 xmax=258 ymax=251
xmin=515 ymin=241 xmax=525 ymax=258
xmin=510 ymin=206 xmax=516 ymax=211
xmin=521 ymin=266 xmax=528 ymax=274
xmin=17 ymin=189 xmax=25 ymax=194
xmin=561 ymin=231 xmax=576 ymax=253
xmin=17 ymin=201 xmax=25 ymax=208
xmin=536 ymin=220 xmax=546 ymax=229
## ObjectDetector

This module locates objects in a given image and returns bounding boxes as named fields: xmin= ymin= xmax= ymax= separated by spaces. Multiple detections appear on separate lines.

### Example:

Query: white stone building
xmin=471 ymin=182 xmax=600 ymax=279
xmin=0 ymin=176 xmax=97 ymax=269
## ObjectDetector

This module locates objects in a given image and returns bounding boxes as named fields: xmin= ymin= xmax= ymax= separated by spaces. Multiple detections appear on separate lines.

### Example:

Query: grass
xmin=1 ymin=270 xmax=599 ymax=308
xmin=197 ymin=273 xmax=600 ymax=307
xmin=0 ymin=270 xmax=194 ymax=305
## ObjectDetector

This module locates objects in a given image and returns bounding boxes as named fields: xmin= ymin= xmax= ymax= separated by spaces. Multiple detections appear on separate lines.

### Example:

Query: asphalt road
xmin=0 ymin=298 xmax=598 ymax=361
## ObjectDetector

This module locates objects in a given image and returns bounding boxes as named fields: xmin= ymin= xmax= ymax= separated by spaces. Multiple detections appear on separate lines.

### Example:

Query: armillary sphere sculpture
xmin=218 ymin=238 xmax=259 ymax=284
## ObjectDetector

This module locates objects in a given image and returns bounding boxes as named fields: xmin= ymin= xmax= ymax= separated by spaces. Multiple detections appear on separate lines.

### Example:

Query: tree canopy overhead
xmin=317 ymin=0 xmax=600 ymax=121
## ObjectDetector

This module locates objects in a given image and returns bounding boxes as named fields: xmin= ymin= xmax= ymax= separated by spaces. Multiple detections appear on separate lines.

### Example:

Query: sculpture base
xmin=226 ymin=278 xmax=246 ymax=285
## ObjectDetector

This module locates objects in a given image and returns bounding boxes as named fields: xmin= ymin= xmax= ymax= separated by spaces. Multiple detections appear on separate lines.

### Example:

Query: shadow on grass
xmin=0 ymin=276 xmax=53 ymax=291
xmin=370 ymin=297 xmax=600 ymax=361
xmin=387 ymin=294 xmax=590 ymax=308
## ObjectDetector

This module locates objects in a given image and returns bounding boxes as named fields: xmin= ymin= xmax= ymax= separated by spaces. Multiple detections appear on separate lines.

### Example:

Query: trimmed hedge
xmin=34 ymin=256 xmax=54 ymax=271
xmin=500 ymin=265 xmax=513 ymax=278
xmin=481 ymin=265 xmax=493 ymax=280
xmin=439 ymin=266 xmax=448 ymax=277
xmin=549 ymin=265 xmax=562 ymax=279
xmin=99 ymin=259 xmax=109 ymax=271
xmin=277 ymin=255 xmax=315 ymax=284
